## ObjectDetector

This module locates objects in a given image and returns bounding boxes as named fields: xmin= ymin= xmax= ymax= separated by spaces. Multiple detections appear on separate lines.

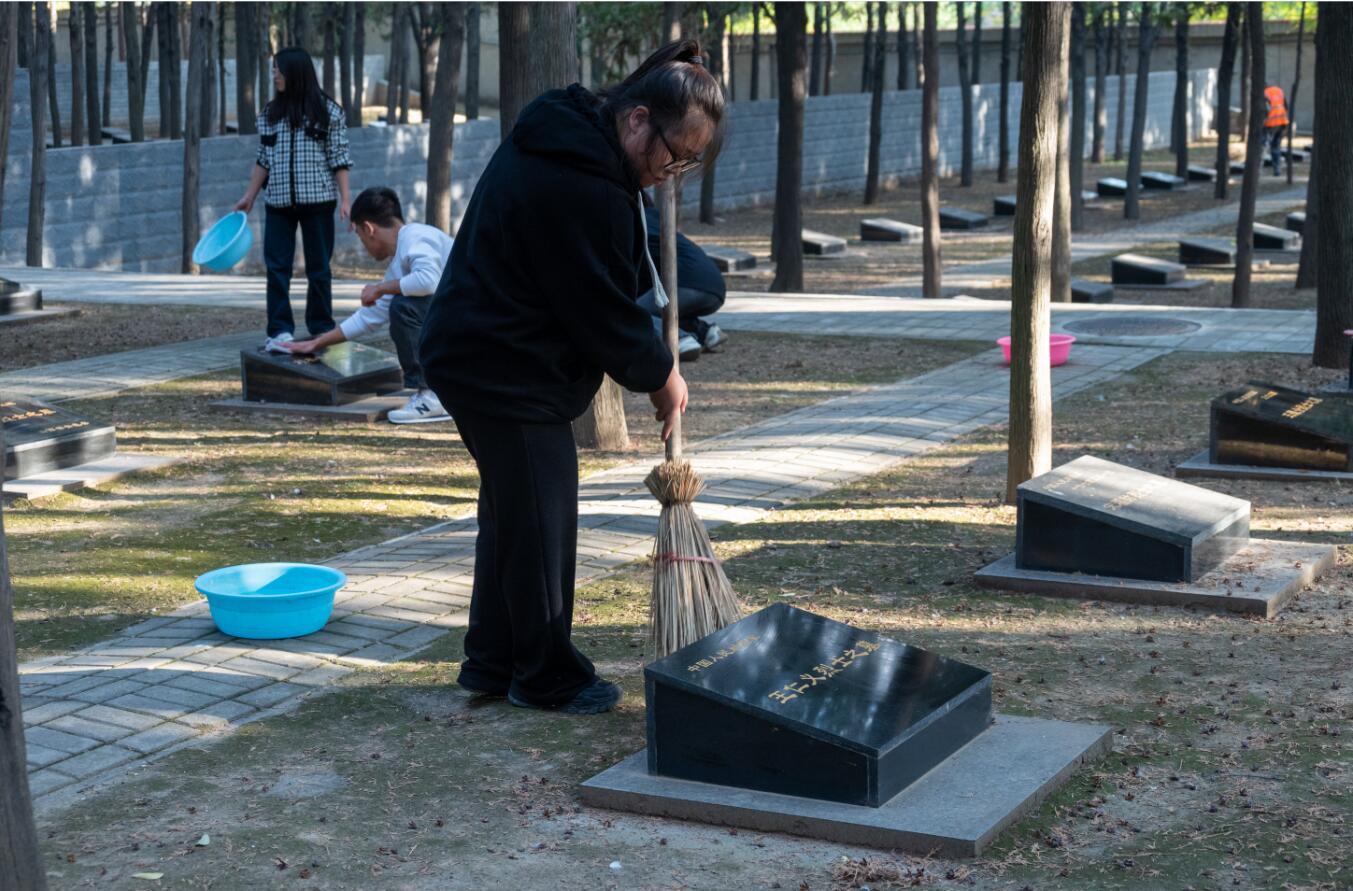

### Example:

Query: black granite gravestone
xmin=2 ymin=399 xmax=116 ymax=480
xmin=1071 ymin=279 xmax=1114 ymax=303
xmin=645 ymin=603 xmax=992 ymax=808
xmin=1187 ymin=164 xmax=1218 ymax=182
xmin=1111 ymin=253 xmax=1185 ymax=286
xmin=1283 ymin=148 xmax=1309 ymax=163
xmin=0 ymin=277 xmax=43 ymax=316
xmin=240 ymin=342 xmax=405 ymax=406
xmin=1210 ymin=383 xmax=1353 ymax=472
xmin=802 ymin=230 xmax=848 ymax=256
xmin=1252 ymin=223 xmax=1299 ymax=251
xmin=1229 ymin=161 xmax=1247 ymax=175
xmin=993 ymin=196 xmax=1017 ymax=216
xmin=1141 ymin=171 xmax=1186 ymax=190
xmin=1178 ymin=238 xmax=1236 ymax=266
xmin=939 ymin=208 xmax=989 ymax=230
xmin=860 ymin=218 xmax=923 ymax=243
xmin=703 ymin=245 xmax=757 ymax=272
xmin=1096 ymin=177 xmax=1128 ymax=197
xmin=1286 ymin=212 xmax=1305 ymax=235
xmin=1016 ymin=456 xmax=1249 ymax=583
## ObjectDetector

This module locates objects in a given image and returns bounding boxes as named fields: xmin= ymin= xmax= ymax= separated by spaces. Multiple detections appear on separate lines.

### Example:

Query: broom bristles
xmin=646 ymin=460 xmax=742 ymax=660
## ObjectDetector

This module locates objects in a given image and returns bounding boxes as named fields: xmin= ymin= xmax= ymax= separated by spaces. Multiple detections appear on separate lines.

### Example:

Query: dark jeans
xmin=637 ymin=285 xmax=726 ymax=342
xmin=443 ymin=406 xmax=596 ymax=707
xmin=1265 ymin=126 xmax=1286 ymax=175
xmin=264 ymin=202 xmax=337 ymax=339
xmin=388 ymin=293 xmax=429 ymax=389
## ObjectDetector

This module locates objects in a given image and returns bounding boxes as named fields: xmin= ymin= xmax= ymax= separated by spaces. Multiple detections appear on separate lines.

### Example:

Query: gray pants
xmin=389 ymin=293 xmax=429 ymax=389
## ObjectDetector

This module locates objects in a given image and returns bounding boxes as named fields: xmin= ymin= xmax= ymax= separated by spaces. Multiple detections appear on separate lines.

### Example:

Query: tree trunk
xmin=166 ymin=2 xmax=182 ymax=138
xmin=572 ymin=379 xmax=630 ymax=450
xmin=497 ymin=3 xmax=530 ymax=139
xmin=1231 ymin=2 xmax=1264 ymax=309
xmin=700 ymin=5 xmax=727 ymax=224
xmin=426 ymin=2 xmax=465 ymax=234
xmin=28 ymin=0 xmax=49 ymax=266
xmin=1 ymin=416 xmax=48 ymax=889
xmin=528 ymin=3 xmax=576 ymax=95
xmin=46 ymin=8 xmax=60 ymax=149
xmin=1113 ymin=1 xmax=1126 ymax=161
xmin=1091 ymin=6 xmax=1106 ymax=162
xmin=339 ymin=2 xmax=352 ymax=118
xmin=823 ymin=4 xmax=833 ymax=95
xmin=157 ymin=2 xmax=173 ymax=138
xmin=769 ymin=1 xmax=806 ymax=293
xmin=1052 ymin=4 xmax=1072 ymax=303
xmin=17 ymin=0 xmax=29 ymax=69
xmin=1311 ymin=3 xmax=1352 ymax=366
xmin=896 ymin=0 xmax=908 ymax=90
xmin=1214 ymin=3 xmax=1240 ymax=199
xmin=201 ymin=3 xmax=216 ymax=135
xmin=972 ymin=2 xmax=982 ymax=83
xmin=0 ymin=4 xmax=16 ymax=230
xmin=1296 ymin=126 xmax=1318 ymax=290
xmin=257 ymin=3 xmax=271 ymax=114
xmin=80 ymin=2 xmax=101 ymax=145
xmin=998 ymin=1 xmax=1011 ymax=182
xmin=414 ymin=5 xmax=439 ymax=119
xmin=920 ymin=3 xmax=941 ymax=298
xmin=352 ymin=3 xmax=365 ymax=126
xmin=323 ymin=4 xmax=336 ymax=99
xmin=292 ymin=2 xmax=308 ymax=50
xmin=956 ymin=1 xmax=973 ymax=186
xmin=809 ymin=1 xmax=823 ymax=96
xmin=750 ymin=4 xmax=760 ymax=100
xmin=864 ymin=2 xmax=886 ymax=204
xmin=216 ymin=6 xmax=226 ymax=134
xmin=465 ymin=2 xmax=480 ymax=119
xmin=68 ymin=3 xmax=85 ymax=146
xmin=912 ymin=2 xmax=922 ymax=89
xmin=1172 ymin=12 xmax=1189 ymax=177
xmin=385 ymin=3 xmax=400 ymax=124
xmin=1124 ymin=4 xmax=1155 ymax=221
xmin=1238 ymin=9 xmax=1250 ymax=136
xmin=1069 ymin=3 xmax=1085 ymax=232
xmin=397 ymin=8 xmax=411 ymax=123
xmin=1287 ymin=1 xmax=1305 ymax=186
xmin=862 ymin=2 xmax=873 ymax=93
xmin=183 ymin=1 xmax=212 ymax=274
xmin=1006 ymin=1 xmax=1067 ymax=504
xmin=236 ymin=2 xmax=257 ymax=134
xmin=102 ymin=3 xmax=113 ymax=125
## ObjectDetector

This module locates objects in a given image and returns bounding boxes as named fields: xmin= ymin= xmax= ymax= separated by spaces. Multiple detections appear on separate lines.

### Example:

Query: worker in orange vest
xmin=1264 ymin=85 xmax=1289 ymax=177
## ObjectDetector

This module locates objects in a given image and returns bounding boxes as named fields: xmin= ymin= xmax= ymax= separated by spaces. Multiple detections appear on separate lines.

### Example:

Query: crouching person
xmin=286 ymin=187 xmax=454 ymax=424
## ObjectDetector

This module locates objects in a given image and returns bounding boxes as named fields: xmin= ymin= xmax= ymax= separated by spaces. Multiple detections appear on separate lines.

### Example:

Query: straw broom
xmin=645 ymin=180 xmax=742 ymax=660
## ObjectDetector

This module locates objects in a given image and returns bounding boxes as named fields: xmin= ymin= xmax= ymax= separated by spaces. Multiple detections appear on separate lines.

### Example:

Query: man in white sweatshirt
xmin=286 ymin=187 xmax=454 ymax=424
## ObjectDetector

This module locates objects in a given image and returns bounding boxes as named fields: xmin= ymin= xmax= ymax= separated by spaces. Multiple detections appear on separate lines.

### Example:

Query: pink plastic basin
xmin=997 ymin=334 xmax=1077 ymax=367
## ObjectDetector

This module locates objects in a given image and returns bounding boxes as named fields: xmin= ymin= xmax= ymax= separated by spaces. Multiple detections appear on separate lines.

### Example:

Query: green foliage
xmin=579 ymin=2 xmax=663 ymax=85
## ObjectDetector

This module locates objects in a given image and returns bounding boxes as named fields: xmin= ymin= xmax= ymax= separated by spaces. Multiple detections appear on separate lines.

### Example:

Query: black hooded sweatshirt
xmin=418 ymin=85 xmax=674 ymax=424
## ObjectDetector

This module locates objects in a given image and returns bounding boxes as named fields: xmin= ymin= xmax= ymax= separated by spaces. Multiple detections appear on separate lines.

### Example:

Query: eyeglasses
xmin=652 ymin=120 xmax=703 ymax=176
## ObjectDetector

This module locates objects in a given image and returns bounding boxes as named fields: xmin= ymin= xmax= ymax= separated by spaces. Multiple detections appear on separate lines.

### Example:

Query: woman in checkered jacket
xmin=233 ymin=47 xmax=353 ymax=353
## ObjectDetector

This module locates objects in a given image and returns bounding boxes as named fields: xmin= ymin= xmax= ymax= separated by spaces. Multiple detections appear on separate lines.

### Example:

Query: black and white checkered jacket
xmin=255 ymin=98 xmax=352 ymax=208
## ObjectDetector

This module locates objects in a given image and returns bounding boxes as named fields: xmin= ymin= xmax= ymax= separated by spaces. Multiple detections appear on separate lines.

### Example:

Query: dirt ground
xmin=31 ymin=349 xmax=1351 ymax=890
xmin=5 ymin=333 xmax=981 ymax=662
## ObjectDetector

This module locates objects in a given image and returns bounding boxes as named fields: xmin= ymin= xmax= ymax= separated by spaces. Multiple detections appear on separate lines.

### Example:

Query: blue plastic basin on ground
xmin=192 ymin=211 xmax=253 ymax=272
xmin=195 ymin=562 xmax=345 ymax=639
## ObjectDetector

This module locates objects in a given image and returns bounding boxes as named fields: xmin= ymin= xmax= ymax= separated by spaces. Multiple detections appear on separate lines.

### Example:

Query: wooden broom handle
xmin=659 ymin=180 xmax=683 ymax=462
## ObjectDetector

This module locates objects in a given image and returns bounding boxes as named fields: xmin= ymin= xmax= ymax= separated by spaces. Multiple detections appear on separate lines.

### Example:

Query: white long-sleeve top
xmin=339 ymin=222 xmax=454 ymax=340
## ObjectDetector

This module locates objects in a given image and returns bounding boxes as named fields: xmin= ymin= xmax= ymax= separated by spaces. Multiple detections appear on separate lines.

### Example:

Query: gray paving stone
xmin=236 ymin=682 xmax=306 ymax=709
xmin=22 ymin=699 xmax=86 ymax=726
xmin=178 ymin=699 xmax=258 ymax=729
xmin=289 ymin=665 xmax=353 ymax=687
xmin=27 ymin=767 xmax=78 ymax=797
xmin=25 ymin=725 xmax=99 ymax=755
xmin=51 ymin=744 xmax=139 ymax=778
xmin=69 ymin=678 xmax=149 ymax=704
xmin=217 ymin=656 xmax=302 ymax=681
xmin=106 ymin=693 xmax=191 ymax=720
xmin=164 ymin=673 xmax=254 ymax=699
xmin=119 ymin=722 xmax=198 ymax=755
xmin=138 ymin=683 xmax=220 ymax=710
xmin=45 ymin=714 xmax=134 ymax=743
xmin=75 ymin=704 xmax=166 ymax=731
xmin=25 ymin=743 xmax=68 ymax=769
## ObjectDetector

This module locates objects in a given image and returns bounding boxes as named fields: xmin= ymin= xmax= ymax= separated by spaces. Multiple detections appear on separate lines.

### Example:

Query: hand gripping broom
xmin=644 ymin=180 xmax=742 ymax=660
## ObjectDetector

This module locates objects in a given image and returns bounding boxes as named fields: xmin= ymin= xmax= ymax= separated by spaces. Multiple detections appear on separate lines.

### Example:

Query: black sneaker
xmin=508 ymin=679 xmax=623 ymax=715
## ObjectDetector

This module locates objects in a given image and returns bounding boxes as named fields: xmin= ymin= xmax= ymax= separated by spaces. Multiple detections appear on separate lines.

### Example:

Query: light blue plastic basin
xmin=192 ymin=211 xmax=253 ymax=272
xmin=195 ymin=562 xmax=345 ymax=639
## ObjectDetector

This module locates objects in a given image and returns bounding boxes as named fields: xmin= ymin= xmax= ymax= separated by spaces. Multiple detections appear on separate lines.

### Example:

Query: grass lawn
xmin=5 ymin=332 xmax=981 ymax=663
xmin=32 ymin=349 xmax=1352 ymax=890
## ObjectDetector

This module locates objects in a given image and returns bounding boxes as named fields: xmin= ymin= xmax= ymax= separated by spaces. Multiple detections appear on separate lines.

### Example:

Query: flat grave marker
xmin=1179 ymin=238 xmax=1236 ymax=267
xmin=2 ymin=398 xmax=116 ymax=480
xmin=802 ymin=230 xmax=848 ymax=256
xmin=1141 ymin=171 xmax=1186 ymax=190
xmin=859 ymin=218 xmax=923 ymax=243
xmin=938 ymin=208 xmax=989 ymax=230
xmin=1252 ymin=222 xmax=1300 ymax=251
xmin=583 ymin=603 xmax=1111 ymax=855
xmin=993 ymin=196 xmax=1017 ymax=216
xmin=1070 ymin=279 xmax=1114 ymax=304
xmin=239 ymin=342 xmax=405 ymax=407
xmin=1286 ymin=211 xmax=1305 ymax=235
xmin=0 ymin=277 xmax=42 ymax=316
xmin=1205 ymin=382 xmax=1353 ymax=473
xmin=1187 ymin=164 xmax=1218 ymax=182
xmin=703 ymin=245 xmax=757 ymax=272
xmin=1110 ymin=253 xmax=1204 ymax=290
xmin=1096 ymin=177 xmax=1128 ymax=197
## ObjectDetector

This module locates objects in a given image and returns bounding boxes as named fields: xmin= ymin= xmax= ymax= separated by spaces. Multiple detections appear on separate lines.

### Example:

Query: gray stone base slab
xmin=1176 ymin=449 xmax=1353 ymax=483
xmin=0 ymin=307 xmax=80 ymax=327
xmin=975 ymin=538 xmax=1335 ymax=618
xmin=209 ymin=395 xmax=409 ymax=423
xmin=1110 ymin=278 xmax=1209 ymax=291
xmin=580 ymin=714 xmax=1111 ymax=859
xmin=2 ymin=453 xmax=180 ymax=500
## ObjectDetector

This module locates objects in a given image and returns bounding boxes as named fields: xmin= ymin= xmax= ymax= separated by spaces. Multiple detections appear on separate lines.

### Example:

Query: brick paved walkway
xmin=20 ymin=343 xmax=1163 ymax=806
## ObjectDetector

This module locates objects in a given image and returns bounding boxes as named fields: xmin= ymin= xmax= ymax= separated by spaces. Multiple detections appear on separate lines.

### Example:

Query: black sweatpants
xmin=448 ymin=406 xmax=596 ymax=706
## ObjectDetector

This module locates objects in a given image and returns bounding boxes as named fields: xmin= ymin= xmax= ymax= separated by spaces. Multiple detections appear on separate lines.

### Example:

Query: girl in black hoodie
xmin=419 ymin=42 xmax=725 ymax=714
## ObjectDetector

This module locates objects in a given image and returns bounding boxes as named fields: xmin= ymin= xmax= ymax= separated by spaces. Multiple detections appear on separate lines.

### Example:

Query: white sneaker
xmin=388 ymin=389 xmax=451 ymax=424
xmin=702 ymin=324 xmax=727 ymax=352
xmin=264 ymin=332 xmax=294 ymax=353
xmin=678 ymin=333 xmax=702 ymax=362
